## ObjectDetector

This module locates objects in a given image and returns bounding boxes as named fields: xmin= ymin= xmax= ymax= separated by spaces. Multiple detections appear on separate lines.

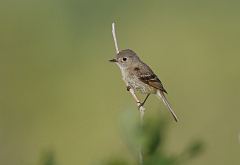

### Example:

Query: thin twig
xmin=112 ymin=22 xmax=119 ymax=54
xmin=111 ymin=22 xmax=145 ymax=121
xmin=129 ymin=88 xmax=145 ymax=123
xmin=111 ymin=22 xmax=145 ymax=165
xmin=139 ymin=149 xmax=143 ymax=165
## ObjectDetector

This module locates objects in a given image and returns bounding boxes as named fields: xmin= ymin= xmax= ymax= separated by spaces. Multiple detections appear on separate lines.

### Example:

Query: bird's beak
xmin=109 ymin=58 xmax=117 ymax=62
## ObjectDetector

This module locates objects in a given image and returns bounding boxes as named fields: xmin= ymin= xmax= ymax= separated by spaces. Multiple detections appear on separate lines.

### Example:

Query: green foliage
xmin=40 ymin=151 xmax=56 ymax=165
xmin=102 ymin=158 xmax=129 ymax=165
xmin=186 ymin=140 xmax=204 ymax=158
xmin=103 ymin=112 xmax=204 ymax=165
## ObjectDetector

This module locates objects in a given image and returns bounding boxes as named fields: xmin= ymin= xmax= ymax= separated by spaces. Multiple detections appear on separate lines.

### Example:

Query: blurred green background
xmin=1 ymin=0 xmax=240 ymax=164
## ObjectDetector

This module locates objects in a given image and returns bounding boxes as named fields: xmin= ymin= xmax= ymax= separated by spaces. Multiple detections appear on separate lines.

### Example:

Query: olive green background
xmin=1 ymin=0 xmax=240 ymax=165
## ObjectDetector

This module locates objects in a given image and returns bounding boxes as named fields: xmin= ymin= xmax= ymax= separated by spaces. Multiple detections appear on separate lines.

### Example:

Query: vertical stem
xmin=111 ymin=22 xmax=144 ymax=165
xmin=139 ymin=107 xmax=144 ymax=165
xmin=139 ymin=149 xmax=143 ymax=165
xmin=112 ymin=22 xmax=119 ymax=54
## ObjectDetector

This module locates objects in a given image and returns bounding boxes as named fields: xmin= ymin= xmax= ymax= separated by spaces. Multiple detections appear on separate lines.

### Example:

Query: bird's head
xmin=109 ymin=49 xmax=140 ymax=68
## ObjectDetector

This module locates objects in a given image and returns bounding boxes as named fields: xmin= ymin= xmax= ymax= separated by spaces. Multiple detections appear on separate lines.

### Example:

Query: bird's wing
xmin=136 ymin=64 xmax=167 ymax=93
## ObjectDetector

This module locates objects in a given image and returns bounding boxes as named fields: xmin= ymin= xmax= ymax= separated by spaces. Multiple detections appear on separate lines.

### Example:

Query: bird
xmin=109 ymin=49 xmax=178 ymax=122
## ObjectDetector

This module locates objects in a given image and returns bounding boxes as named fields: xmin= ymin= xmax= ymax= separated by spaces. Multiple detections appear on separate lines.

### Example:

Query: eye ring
xmin=123 ymin=57 xmax=127 ymax=61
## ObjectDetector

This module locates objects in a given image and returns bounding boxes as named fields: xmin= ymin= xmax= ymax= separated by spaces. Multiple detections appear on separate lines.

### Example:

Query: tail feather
xmin=157 ymin=90 xmax=179 ymax=122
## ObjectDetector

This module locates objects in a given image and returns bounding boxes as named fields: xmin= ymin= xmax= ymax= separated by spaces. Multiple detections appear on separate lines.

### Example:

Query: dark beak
xmin=109 ymin=58 xmax=117 ymax=62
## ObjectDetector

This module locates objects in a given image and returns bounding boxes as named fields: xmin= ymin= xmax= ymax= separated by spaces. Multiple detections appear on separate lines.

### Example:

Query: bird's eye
xmin=123 ymin=57 xmax=127 ymax=61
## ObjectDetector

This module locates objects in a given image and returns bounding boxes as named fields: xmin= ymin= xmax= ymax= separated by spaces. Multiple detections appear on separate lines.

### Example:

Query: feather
xmin=157 ymin=90 xmax=178 ymax=122
xmin=139 ymin=74 xmax=167 ymax=93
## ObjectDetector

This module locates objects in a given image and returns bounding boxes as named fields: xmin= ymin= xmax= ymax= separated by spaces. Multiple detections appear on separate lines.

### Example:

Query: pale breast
xmin=123 ymin=71 xmax=153 ymax=94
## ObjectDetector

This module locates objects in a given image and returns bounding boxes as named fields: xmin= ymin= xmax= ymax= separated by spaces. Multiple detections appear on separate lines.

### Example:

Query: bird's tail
xmin=156 ymin=90 xmax=179 ymax=122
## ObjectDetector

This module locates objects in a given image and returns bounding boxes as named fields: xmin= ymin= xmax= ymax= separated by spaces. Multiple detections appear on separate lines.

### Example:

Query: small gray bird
xmin=109 ymin=49 xmax=178 ymax=122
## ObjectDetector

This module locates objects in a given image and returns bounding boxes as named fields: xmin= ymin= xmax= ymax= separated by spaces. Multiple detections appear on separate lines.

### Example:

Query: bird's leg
xmin=128 ymin=87 xmax=143 ymax=106
xmin=128 ymin=88 xmax=141 ymax=105
xmin=128 ymin=87 xmax=145 ymax=121
xmin=138 ymin=93 xmax=150 ymax=108
xmin=127 ymin=86 xmax=145 ymax=109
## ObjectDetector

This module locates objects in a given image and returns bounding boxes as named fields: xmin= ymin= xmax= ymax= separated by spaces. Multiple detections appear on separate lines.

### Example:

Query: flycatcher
xmin=109 ymin=49 xmax=179 ymax=122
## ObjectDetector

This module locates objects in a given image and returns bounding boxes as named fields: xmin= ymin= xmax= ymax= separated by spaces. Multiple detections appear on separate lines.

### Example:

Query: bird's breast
xmin=125 ymin=72 xmax=154 ymax=94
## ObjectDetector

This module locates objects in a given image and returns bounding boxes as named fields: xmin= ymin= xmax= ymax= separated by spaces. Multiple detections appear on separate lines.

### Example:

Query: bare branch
xmin=111 ymin=22 xmax=144 ymax=164
xmin=129 ymin=88 xmax=145 ymax=122
xmin=112 ymin=22 xmax=119 ymax=54
xmin=111 ymin=22 xmax=145 ymax=121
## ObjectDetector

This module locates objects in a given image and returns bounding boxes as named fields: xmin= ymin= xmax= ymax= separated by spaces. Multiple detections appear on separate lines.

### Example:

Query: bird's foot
xmin=137 ymin=102 xmax=144 ymax=110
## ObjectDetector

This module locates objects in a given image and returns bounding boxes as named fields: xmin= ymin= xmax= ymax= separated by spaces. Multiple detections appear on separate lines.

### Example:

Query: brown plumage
xmin=109 ymin=49 xmax=178 ymax=122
